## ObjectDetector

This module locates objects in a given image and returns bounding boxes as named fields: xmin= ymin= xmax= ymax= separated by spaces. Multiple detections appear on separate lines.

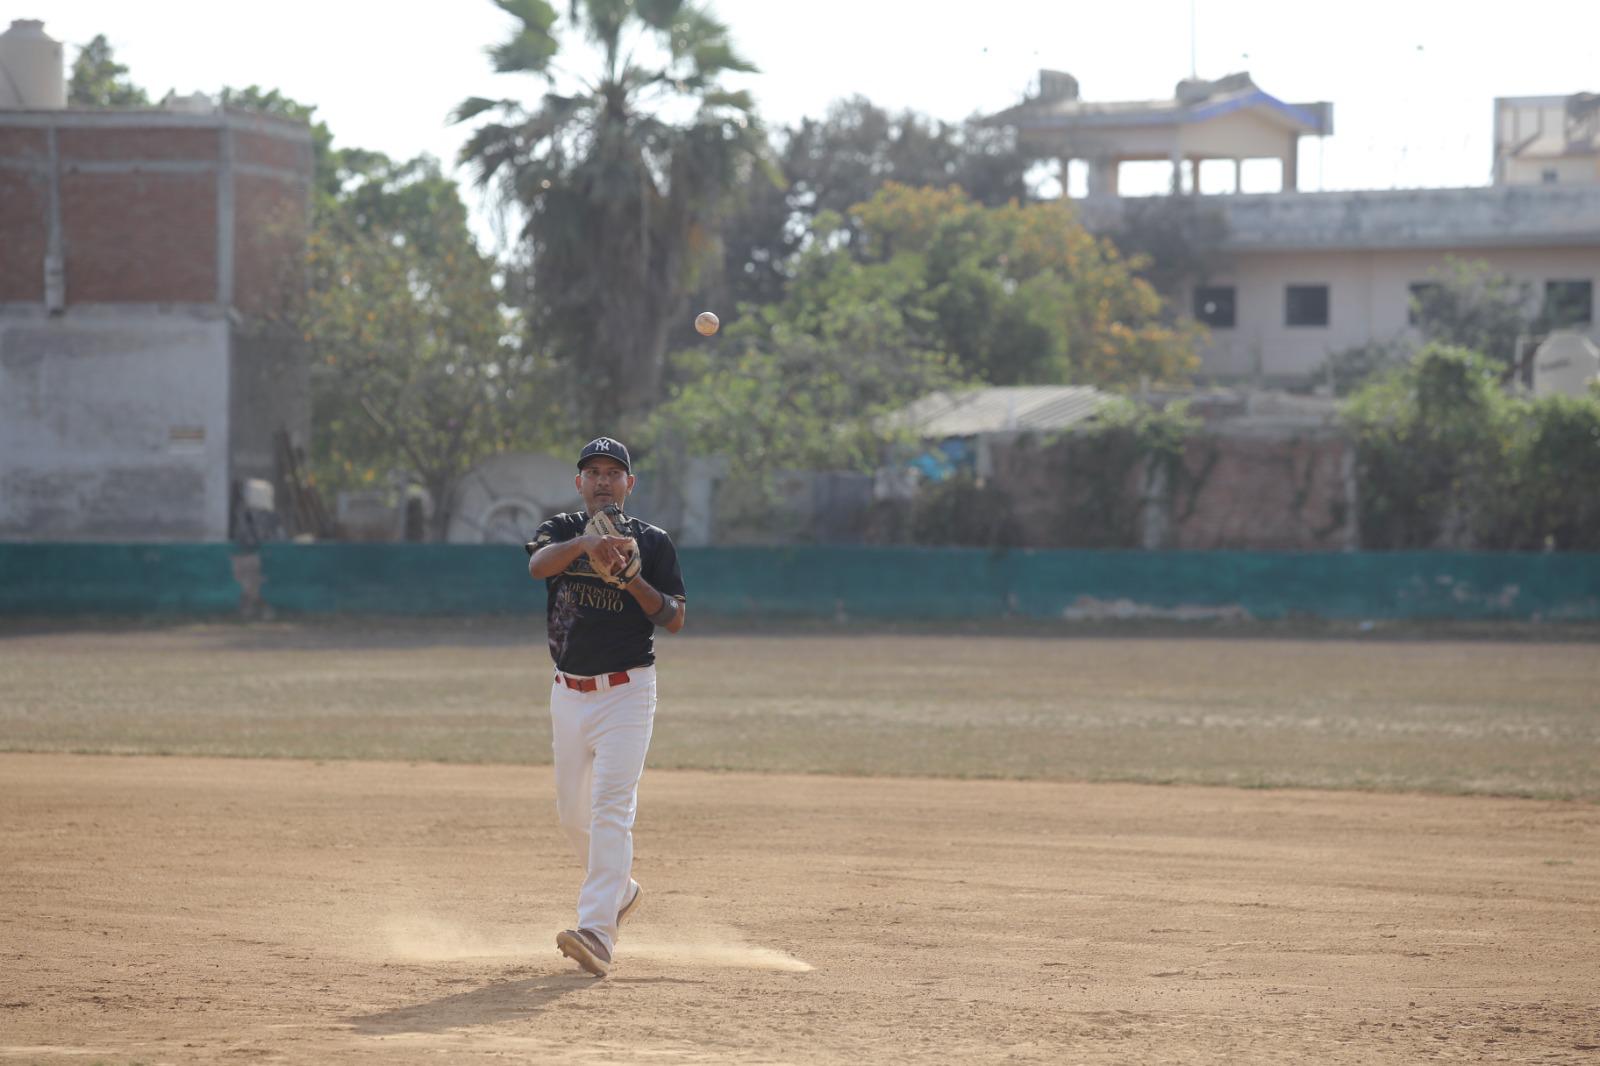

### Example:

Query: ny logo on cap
xmin=589 ymin=437 xmax=613 ymax=453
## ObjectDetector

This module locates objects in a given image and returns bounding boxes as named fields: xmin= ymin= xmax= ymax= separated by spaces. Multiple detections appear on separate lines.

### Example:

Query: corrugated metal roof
xmin=889 ymin=386 xmax=1115 ymax=438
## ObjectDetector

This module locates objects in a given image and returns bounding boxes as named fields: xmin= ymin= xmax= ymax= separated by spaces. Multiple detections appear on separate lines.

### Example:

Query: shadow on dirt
xmin=346 ymin=972 xmax=702 ymax=1035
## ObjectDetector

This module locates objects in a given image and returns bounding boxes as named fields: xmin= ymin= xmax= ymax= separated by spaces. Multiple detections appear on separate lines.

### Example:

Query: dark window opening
xmin=1286 ymin=285 xmax=1330 ymax=327
xmin=1193 ymin=286 xmax=1236 ymax=328
xmin=1407 ymin=281 xmax=1442 ymax=326
xmin=1544 ymin=280 xmax=1593 ymax=327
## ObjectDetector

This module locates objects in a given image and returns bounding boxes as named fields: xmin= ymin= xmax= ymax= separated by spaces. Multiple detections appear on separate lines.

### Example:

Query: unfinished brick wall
xmin=0 ymin=113 xmax=310 ymax=313
xmin=1169 ymin=432 xmax=1354 ymax=550
xmin=61 ymin=170 xmax=219 ymax=303
xmin=0 ymin=169 xmax=48 ymax=302
xmin=233 ymin=170 xmax=309 ymax=318
xmin=986 ymin=433 xmax=1147 ymax=548
xmin=982 ymin=426 xmax=1355 ymax=551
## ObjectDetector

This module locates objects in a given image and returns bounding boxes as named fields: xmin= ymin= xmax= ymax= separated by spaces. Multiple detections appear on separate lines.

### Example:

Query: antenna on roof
xmin=1190 ymin=0 xmax=1198 ymax=79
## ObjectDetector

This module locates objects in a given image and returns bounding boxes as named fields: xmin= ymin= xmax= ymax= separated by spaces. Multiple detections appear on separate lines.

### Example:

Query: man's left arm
xmin=622 ymin=573 xmax=686 ymax=633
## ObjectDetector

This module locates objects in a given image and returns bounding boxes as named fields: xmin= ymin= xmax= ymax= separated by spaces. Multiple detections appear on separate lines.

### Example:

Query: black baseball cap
xmin=577 ymin=436 xmax=631 ymax=472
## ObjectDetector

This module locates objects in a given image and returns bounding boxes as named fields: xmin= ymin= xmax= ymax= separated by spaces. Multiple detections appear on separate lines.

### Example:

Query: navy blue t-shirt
xmin=529 ymin=510 xmax=687 ymax=676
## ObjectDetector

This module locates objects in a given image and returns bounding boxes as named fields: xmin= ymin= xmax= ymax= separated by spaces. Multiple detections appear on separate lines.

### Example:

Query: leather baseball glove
xmin=583 ymin=503 xmax=641 ymax=588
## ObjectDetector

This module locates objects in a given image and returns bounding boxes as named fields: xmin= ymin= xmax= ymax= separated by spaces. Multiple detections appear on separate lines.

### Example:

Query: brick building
xmin=0 ymin=28 xmax=313 ymax=540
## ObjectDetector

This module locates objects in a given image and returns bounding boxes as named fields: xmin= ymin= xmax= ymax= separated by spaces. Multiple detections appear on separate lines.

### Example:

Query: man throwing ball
xmin=525 ymin=436 xmax=687 ymax=976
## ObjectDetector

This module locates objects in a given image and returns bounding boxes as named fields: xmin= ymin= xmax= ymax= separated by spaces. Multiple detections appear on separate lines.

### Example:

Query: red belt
xmin=558 ymin=670 xmax=631 ymax=693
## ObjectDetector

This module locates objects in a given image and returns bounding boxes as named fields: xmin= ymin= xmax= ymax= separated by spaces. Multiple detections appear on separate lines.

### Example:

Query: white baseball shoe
xmin=556 ymin=928 xmax=611 ymax=977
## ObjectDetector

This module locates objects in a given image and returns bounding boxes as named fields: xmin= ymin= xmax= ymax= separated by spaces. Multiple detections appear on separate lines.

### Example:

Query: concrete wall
xmin=1191 ymin=246 xmax=1600 ymax=380
xmin=1082 ymin=185 xmax=1600 ymax=253
xmin=0 ymin=310 xmax=231 ymax=539
xmin=1504 ymin=157 xmax=1600 ymax=186
xmin=229 ymin=321 xmax=309 ymax=491
xmin=1202 ymin=185 xmax=1600 ymax=251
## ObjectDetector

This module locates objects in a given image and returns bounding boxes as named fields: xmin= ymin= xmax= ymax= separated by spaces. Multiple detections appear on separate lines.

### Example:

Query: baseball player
xmin=524 ymin=436 xmax=687 ymax=977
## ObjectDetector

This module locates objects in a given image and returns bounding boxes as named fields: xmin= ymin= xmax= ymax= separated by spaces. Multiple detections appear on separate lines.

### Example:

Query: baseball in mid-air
xmin=694 ymin=311 xmax=720 ymax=336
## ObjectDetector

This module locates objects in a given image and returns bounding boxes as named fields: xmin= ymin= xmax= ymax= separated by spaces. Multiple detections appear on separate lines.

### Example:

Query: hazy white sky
xmin=33 ymin=0 xmax=1600 ymax=230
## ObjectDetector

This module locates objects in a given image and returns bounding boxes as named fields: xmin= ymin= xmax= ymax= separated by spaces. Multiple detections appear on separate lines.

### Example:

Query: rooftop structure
xmin=1494 ymin=93 xmax=1600 ymax=186
xmin=987 ymin=71 xmax=1332 ymax=197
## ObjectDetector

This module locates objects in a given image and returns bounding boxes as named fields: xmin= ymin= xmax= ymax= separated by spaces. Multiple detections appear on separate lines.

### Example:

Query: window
xmin=1193 ymin=286 xmax=1236 ymax=328
xmin=1541 ymin=168 xmax=1559 ymax=184
xmin=1407 ymin=282 xmax=1442 ymax=326
xmin=1544 ymin=280 xmax=1593 ymax=327
xmin=1285 ymin=285 xmax=1330 ymax=327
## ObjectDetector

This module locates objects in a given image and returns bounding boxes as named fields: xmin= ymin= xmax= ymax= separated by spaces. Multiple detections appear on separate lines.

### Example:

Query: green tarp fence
xmin=0 ymin=543 xmax=243 ymax=615
xmin=2 ymin=543 xmax=1598 ymax=621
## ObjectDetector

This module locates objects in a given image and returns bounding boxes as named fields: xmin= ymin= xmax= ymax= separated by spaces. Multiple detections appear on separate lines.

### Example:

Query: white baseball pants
xmin=549 ymin=665 xmax=656 ymax=955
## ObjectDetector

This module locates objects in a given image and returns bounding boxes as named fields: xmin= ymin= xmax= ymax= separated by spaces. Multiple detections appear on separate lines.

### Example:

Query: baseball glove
xmin=583 ymin=503 xmax=641 ymax=588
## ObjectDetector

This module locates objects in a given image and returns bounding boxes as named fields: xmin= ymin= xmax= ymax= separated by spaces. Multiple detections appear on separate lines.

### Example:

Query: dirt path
xmin=2 ymin=754 xmax=1597 ymax=1064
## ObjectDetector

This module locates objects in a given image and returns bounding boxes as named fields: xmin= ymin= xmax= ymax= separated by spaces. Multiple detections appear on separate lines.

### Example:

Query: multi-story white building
xmin=991 ymin=73 xmax=1600 ymax=386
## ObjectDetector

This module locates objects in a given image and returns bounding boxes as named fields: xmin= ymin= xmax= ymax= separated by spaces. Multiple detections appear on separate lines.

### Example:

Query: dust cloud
xmin=380 ymin=914 xmax=811 ymax=971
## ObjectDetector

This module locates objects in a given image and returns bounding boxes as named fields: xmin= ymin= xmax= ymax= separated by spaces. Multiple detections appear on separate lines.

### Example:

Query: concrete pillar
xmin=1282 ymin=135 xmax=1299 ymax=191
xmin=1169 ymin=148 xmax=1184 ymax=195
xmin=1087 ymin=157 xmax=1119 ymax=199
xmin=1233 ymin=157 xmax=1243 ymax=194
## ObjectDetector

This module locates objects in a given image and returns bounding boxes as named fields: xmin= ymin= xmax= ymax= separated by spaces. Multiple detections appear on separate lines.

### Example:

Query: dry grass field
xmin=2 ymin=619 xmax=1597 ymax=796
xmin=2 ymin=620 xmax=1598 ymax=1064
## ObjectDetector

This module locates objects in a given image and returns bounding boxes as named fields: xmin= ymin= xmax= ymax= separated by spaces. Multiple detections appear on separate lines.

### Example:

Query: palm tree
xmin=455 ymin=0 xmax=771 ymax=433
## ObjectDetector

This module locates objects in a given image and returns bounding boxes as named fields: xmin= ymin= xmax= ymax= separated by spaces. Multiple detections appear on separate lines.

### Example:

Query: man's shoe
xmin=618 ymin=881 xmax=643 ymax=926
xmin=556 ymin=928 xmax=612 ymax=977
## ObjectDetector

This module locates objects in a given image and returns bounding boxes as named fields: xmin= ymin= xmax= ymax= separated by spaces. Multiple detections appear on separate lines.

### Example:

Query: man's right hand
xmin=586 ymin=534 xmax=636 ymax=575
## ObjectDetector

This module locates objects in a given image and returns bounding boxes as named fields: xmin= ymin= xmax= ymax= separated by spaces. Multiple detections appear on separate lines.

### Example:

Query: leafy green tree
xmin=1343 ymin=345 xmax=1514 ymax=549
xmin=1314 ymin=338 xmax=1412 ymax=397
xmin=849 ymin=183 xmax=1199 ymax=387
xmin=304 ymin=155 xmax=550 ymax=539
xmin=1344 ymin=343 xmax=1600 ymax=550
xmin=217 ymin=84 xmax=556 ymax=536
xmin=643 ymin=184 xmax=1200 ymax=534
xmin=67 ymin=35 xmax=150 ymax=107
xmin=1501 ymin=394 xmax=1600 ymax=550
xmin=454 ymin=0 xmax=772 ymax=433
xmin=702 ymin=96 xmax=1037 ymax=316
xmin=1411 ymin=258 xmax=1534 ymax=368
xmin=641 ymin=222 xmax=960 ymax=532
xmin=1103 ymin=194 xmax=1230 ymax=304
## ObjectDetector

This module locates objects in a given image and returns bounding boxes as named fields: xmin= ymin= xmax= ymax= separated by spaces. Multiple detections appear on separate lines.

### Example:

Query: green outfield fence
xmin=0 ymin=543 xmax=244 ymax=615
xmin=2 ymin=543 xmax=1599 ymax=621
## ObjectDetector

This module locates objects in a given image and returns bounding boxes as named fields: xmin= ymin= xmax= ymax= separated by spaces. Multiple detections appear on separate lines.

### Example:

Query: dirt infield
xmin=3 ymin=753 xmax=1597 ymax=1065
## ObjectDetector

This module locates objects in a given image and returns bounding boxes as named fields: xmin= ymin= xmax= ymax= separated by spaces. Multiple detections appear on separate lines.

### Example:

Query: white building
xmin=991 ymin=73 xmax=1600 ymax=386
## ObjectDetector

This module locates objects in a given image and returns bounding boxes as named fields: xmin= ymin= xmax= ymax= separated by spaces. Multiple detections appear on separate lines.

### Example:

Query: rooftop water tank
xmin=0 ymin=19 xmax=66 ymax=109
xmin=1532 ymin=332 xmax=1600 ymax=398
xmin=162 ymin=89 xmax=216 ymax=114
